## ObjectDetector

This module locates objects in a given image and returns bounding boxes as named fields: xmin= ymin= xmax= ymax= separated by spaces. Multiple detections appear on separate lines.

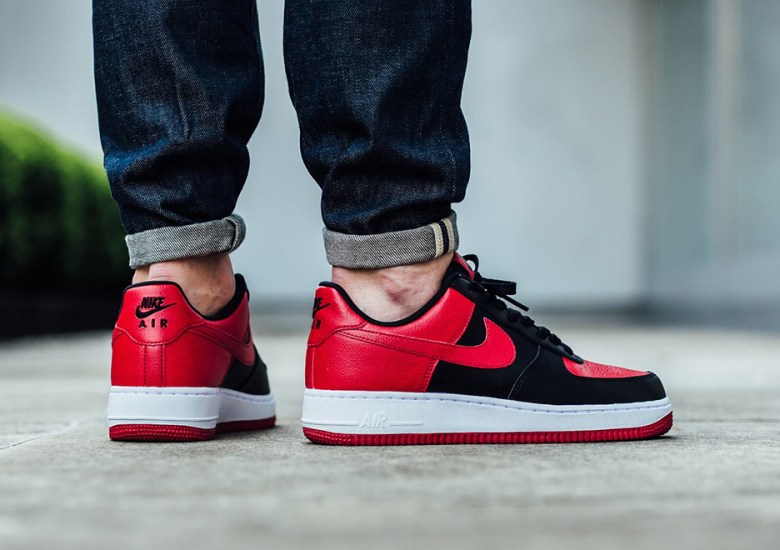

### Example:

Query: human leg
xmin=284 ymin=0 xmax=471 ymax=320
xmin=94 ymin=0 xmax=275 ymax=441
xmin=94 ymin=0 xmax=265 ymax=313
xmin=285 ymin=0 xmax=672 ymax=445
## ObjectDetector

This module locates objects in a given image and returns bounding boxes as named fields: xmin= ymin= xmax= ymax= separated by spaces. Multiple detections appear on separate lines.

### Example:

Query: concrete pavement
xmin=1 ymin=317 xmax=779 ymax=549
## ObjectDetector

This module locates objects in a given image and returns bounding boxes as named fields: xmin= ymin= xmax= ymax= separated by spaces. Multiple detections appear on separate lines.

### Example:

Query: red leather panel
xmin=343 ymin=317 xmax=515 ymax=369
xmin=111 ymin=334 xmax=147 ymax=386
xmin=306 ymin=286 xmax=476 ymax=392
xmin=111 ymin=282 xmax=254 ymax=388
xmin=143 ymin=344 xmax=164 ymax=386
xmin=563 ymin=357 xmax=647 ymax=379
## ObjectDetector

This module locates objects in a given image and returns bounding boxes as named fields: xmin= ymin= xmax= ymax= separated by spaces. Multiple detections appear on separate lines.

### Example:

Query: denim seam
xmin=249 ymin=0 xmax=264 ymax=122
xmin=125 ymin=214 xmax=246 ymax=269
xmin=440 ymin=1 xmax=458 ymax=199
xmin=323 ymin=211 xmax=459 ymax=268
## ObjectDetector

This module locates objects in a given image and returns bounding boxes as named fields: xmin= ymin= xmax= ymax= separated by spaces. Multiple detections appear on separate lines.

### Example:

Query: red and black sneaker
xmin=108 ymin=275 xmax=276 ymax=442
xmin=302 ymin=254 xmax=672 ymax=445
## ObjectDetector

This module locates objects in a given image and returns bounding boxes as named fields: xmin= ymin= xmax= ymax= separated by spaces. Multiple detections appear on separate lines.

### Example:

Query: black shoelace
xmin=462 ymin=254 xmax=574 ymax=355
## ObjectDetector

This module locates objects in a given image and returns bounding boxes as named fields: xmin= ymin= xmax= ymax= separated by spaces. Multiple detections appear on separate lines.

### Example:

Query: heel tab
xmin=308 ymin=285 xmax=365 ymax=346
xmin=314 ymin=282 xmax=368 ymax=321
xmin=116 ymin=282 xmax=203 ymax=344
xmin=122 ymin=278 xmax=189 ymax=301
xmin=121 ymin=275 xmax=249 ymax=321
xmin=312 ymin=283 xmax=354 ymax=319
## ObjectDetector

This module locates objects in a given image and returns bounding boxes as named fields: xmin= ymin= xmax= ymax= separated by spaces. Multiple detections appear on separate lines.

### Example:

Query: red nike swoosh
xmin=342 ymin=318 xmax=516 ymax=369
xmin=189 ymin=325 xmax=255 ymax=365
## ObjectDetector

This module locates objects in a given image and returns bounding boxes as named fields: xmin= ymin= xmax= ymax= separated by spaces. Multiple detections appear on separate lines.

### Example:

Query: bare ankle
xmin=133 ymin=254 xmax=236 ymax=316
xmin=332 ymin=253 xmax=453 ymax=322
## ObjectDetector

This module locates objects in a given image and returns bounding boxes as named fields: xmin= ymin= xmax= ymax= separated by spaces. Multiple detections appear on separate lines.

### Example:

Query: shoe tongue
xmin=445 ymin=253 xmax=476 ymax=281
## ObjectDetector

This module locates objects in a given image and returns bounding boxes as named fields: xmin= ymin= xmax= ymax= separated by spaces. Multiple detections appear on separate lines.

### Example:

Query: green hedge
xmin=0 ymin=112 xmax=128 ymax=291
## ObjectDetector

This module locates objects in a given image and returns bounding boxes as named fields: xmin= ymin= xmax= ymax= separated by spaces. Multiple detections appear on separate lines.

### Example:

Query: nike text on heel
xmin=301 ymin=389 xmax=673 ymax=446
xmin=108 ymin=386 xmax=276 ymax=442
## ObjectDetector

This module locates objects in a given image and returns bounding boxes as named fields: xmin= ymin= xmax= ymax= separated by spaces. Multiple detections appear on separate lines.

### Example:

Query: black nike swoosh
xmin=135 ymin=303 xmax=175 ymax=319
xmin=312 ymin=303 xmax=330 ymax=316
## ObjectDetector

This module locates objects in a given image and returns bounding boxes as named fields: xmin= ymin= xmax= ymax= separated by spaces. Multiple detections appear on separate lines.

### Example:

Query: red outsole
xmin=109 ymin=416 xmax=276 ymax=442
xmin=303 ymin=412 xmax=673 ymax=446
xmin=217 ymin=417 xmax=276 ymax=434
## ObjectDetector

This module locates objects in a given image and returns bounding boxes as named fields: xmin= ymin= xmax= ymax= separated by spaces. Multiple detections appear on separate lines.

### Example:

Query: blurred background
xmin=1 ymin=0 xmax=778 ymax=336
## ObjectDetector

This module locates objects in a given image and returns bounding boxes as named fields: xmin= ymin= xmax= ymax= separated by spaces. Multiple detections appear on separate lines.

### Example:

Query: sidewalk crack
xmin=0 ymin=416 xmax=101 ymax=453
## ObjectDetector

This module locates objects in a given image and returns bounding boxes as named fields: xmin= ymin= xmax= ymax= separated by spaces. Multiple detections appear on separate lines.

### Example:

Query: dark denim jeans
xmin=93 ymin=0 xmax=471 ymax=268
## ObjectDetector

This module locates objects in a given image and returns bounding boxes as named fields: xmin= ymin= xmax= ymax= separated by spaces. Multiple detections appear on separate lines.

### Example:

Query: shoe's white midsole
xmin=301 ymin=389 xmax=672 ymax=434
xmin=107 ymin=386 xmax=276 ymax=429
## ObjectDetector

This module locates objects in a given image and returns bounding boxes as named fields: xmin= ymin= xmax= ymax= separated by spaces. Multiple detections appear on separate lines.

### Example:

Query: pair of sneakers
xmin=107 ymin=254 xmax=672 ymax=444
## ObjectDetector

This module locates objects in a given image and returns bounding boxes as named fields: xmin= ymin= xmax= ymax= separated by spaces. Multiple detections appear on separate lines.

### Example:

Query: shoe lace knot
xmin=462 ymin=254 xmax=574 ymax=355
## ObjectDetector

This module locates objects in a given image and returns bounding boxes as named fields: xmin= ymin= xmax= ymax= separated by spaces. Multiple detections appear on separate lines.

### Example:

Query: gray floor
xmin=1 ymin=319 xmax=779 ymax=550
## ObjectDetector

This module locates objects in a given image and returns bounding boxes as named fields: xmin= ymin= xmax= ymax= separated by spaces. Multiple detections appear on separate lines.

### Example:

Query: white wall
xmin=460 ymin=0 xmax=648 ymax=307
xmin=0 ymin=0 xmax=650 ymax=308
xmin=648 ymin=0 xmax=780 ymax=327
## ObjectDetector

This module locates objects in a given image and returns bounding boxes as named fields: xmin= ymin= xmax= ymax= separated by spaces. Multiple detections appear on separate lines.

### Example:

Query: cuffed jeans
xmin=93 ymin=0 xmax=471 ymax=269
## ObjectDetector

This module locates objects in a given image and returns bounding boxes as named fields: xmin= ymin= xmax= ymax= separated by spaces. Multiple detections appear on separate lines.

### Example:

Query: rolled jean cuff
xmin=125 ymin=214 xmax=246 ymax=269
xmin=323 ymin=212 xmax=459 ymax=269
